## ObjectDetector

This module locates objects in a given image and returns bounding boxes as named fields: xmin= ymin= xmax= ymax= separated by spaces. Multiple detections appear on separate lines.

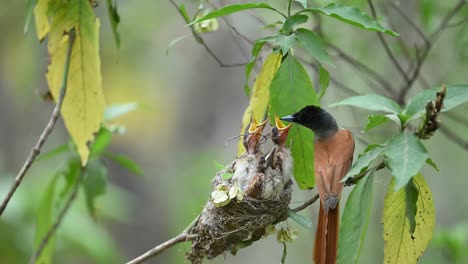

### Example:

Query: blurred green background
xmin=1 ymin=0 xmax=468 ymax=263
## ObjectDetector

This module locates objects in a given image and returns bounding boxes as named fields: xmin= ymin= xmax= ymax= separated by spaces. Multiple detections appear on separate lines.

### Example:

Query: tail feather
xmin=313 ymin=201 xmax=340 ymax=264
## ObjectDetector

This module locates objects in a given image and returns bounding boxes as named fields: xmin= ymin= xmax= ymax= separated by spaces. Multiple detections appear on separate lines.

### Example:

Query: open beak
xmin=275 ymin=115 xmax=292 ymax=145
xmin=245 ymin=116 xmax=267 ymax=153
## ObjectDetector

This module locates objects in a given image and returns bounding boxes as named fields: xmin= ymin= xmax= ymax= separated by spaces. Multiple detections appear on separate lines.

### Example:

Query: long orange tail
xmin=313 ymin=201 xmax=340 ymax=264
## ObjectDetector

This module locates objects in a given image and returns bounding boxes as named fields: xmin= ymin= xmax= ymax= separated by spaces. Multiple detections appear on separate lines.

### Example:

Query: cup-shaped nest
xmin=186 ymin=170 xmax=292 ymax=264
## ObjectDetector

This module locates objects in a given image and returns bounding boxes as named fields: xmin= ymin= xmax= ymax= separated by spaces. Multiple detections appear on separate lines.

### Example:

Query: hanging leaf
xmin=46 ymin=0 xmax=105 ymax=165
xmin=317 ymin=65 xmax=330 ymax=100
xmin=384 ymin=133 xmax=428 ymax=191
xmin=382 ymin=174 xmax=435 ymax=264
xmin=34 ymin=0 xmax=50 ymax=41
xmin=302 ymin=3 xmax=398 ymax=36
xmin=425 ymin=158 xmax=439 ymax=172
xmin=338 ymin=168 xmax=375 ymax=264
xmin=105 ymin=0 xmax=120 ymax=48
xmin=295 ymin=28 xmax=334 ymax=67
xmin=33 ymin=176 xmax=59 ymax=264
xmin=244 ymin=41 xmax=266 ymax=95
xmin=83 ymin=160 xmax=108 ymax=218
xmin=238 ymin=53 xmax=282 ymax=155
xmin=330 ymin=94 xmax=402 ymax=114
xmin=341 ymin=146 xmax=383 ymax=182
xmin=269 ymin=55 xmax=318 ymax=189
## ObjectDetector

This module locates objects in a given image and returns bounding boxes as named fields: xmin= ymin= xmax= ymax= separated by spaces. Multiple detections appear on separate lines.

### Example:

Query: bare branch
xmin=29 ymin=165 xmax=84 ymax=264
xmin=388 ymin=1 xmax=430 ymax=48
xmin=0 ymin=28 xmax=76 ymax=216
xmin=126 ymin=233 xmax=199 ymax=264
xmin=290 ymin=194 xmax=320 ymax=213
xmin=368 ymin=0 xmax=410 ymax=84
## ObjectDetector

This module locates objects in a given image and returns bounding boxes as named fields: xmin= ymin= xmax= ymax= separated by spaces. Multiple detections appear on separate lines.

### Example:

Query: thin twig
xmin=368 ymin=0 xmax=410 ymax=84
xmin=0 ymin=28 xmax=76 ymax=216
xmin=29 ymin=166 xmax=85 ymax=264
xmin=168 ymin=0 xmax=247 ymax=67
xmin=388 ymin=1 xmax=430 ymax=48
xmin=126 ymin=233 xmax=199 ymax=264
xmin=290 ymin=194 xmax=320 ymax=213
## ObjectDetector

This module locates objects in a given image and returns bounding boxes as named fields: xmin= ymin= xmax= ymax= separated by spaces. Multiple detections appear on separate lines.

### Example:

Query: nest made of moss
xmin=186 ymin=170 xmax=292 ymax=264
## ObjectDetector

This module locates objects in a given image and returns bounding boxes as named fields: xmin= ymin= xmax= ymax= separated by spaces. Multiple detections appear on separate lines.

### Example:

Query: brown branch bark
xmin=126 ymin=233 xmax=199 ymax=264
xmin=0 ymin=28 xmax=76 ymax=216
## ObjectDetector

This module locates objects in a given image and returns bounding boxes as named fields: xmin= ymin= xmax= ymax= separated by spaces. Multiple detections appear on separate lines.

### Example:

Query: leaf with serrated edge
xmin=382 ymin=174 xmax=435 ymax=264
xmin=338 ymin=168 xmax=375 ymax=264
xmin=46 ymin=0 xmax=105 ymax=165
xmin=384 ymin=133 xmax=428 ymax=191
xmin=269 ymin=56 xmax=317 ymax=189
xmin=303 ymin=3 xmax=398 ymax=36
xmin=238 ymin=53 xmax=282 ymax=155
xmin=330 ymin=94 xmax=401 ymax=114
xmin=34 ymin=0 xmax=50 ymax=41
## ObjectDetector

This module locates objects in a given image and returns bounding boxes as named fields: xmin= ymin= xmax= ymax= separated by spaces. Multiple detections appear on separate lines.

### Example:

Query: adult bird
xmin=281 ymin=106 xmax=355 ymax=264
xmin=247 ymin=116 xmax=293 ymax=199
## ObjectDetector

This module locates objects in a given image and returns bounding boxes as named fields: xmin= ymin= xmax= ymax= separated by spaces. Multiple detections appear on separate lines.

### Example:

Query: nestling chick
xmin=247 ymin=116 xmax=293 ymax=200
xmin=229 ymin=117 xmax=267 ymax=193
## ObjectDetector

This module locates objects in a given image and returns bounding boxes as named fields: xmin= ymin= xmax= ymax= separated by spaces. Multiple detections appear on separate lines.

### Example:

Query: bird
xmin=229 ymin=116 xmax=267 ymax=193
xmin=281 ymin=105 xmax=355 ymax=264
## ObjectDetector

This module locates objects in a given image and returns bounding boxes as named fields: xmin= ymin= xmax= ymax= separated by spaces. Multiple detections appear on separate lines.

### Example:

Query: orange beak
xmin=245 ymin=116 xmax=267 ymax=154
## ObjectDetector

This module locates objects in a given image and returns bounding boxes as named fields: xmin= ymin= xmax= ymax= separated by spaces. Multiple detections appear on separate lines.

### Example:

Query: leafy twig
xmin=0 ymin=28 xmax=76 ymax=216
xmin=29 ymin=165 xmax=85 ymax=264
xmin=125 ymin=233 xmax=199 ymax=264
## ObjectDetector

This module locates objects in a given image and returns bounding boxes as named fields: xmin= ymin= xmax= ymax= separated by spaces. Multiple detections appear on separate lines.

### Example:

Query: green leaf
xmin=405 ymin=85 xmax=468 ymax=119
xmin=317 ymin=65 xmax=330 ymax=100
xmin=244 ymin=41 xmax=266 ymax=95
xmin=302 ymin=3 xmax=398 ymax=36
xmin=341 ymin=146 xmax=383 ymax=182
xmin=363 ymin=114 xmax=389 ymax=132
xmin=59 ymin=158 xmax=81 ymax=198
xmin=426 ymin=158 xmax=439 ymax=172
xmin=189 ymin=2 xmax=285 ymax=26
xmin=104 ymin=102 xmax=139 ymax=121
xmin=37 ymin=144 xmax=69 ymax=162
xmin=282 ymin=14 xmax=308 ymax=33
xmin=338 ymin=168 xmax=375 ymax=264
xmin=89 ymin=127 xmax=112 ymax=159
xmin=34 ymin=175 xmax=59 ymax=264
xmin=295 ymin=28 xmax=334 ymax=67
xmin=178 ymin=4 xmax=191 ymax=23
xmin=24 ymin=0 xmax=36 ymax=34
xmin=105 ymin=0 xmax=120 ymax=48
xmin=382 ymin=174 xmax=435 ymax=264
xmin=106 ymin=153 xmax=144 ymax=176
xmin=288 ymin=210 xmax=313 ymax=229
xmin=34 ymin=0 xmax=50 ymax=41
xmin=405 ymin=179 xmax=419 ymax=234
xmin=384 ymin=133 xmax=428 ymax=191
xmin=276 ymin=34 xmax=297 ymax=55
xmin=83 ymin=160 xmax=108 ymax=218
xmin=269 ymin=55 xmax=318 ymax=189
xmin=329 ymin=94 xmax=402 ymax=114
xmin=294 ymin=0 xmax=307 ymax=9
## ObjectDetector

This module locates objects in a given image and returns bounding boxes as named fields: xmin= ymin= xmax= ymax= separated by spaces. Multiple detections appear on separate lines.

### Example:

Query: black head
xmin=280 ymin=105 xmax=338 ymax=138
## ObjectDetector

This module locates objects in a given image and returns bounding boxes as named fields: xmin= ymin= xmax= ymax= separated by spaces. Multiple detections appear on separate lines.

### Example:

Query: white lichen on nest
xmin=186 ymin=169 xmax=292 ymax=264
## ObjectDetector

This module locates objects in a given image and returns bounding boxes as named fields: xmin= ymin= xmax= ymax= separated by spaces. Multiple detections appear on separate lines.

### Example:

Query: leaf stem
xmin=0 ymin=28 xmax=76 ymax=216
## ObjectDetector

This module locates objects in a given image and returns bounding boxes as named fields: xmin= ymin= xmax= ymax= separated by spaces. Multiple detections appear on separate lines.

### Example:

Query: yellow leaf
xmin=46 ymin=0 xmax=105 ymax=165
xmin=34 ymin=0 xmax=50 ymax=41
xmin=237 ymin=52 xmax=282 ymax=155
xmin=382 ymin=173 xmax=435 ymax=264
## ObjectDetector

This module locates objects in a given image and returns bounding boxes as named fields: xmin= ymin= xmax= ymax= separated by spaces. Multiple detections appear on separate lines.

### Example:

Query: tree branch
xmin=29 ymin=165 xmax=85 ymax=264
xmin=290 ymin=194 xmax=320 ymax=213
xmin=126 ymin=233 xmax=199 ymax=264
xmin=0 ymin=28 xmax=76 ymax=216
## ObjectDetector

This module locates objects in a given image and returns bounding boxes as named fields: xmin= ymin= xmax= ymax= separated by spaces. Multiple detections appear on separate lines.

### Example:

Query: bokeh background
xmin=1 ymin=0 xmax=468 ymax=263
